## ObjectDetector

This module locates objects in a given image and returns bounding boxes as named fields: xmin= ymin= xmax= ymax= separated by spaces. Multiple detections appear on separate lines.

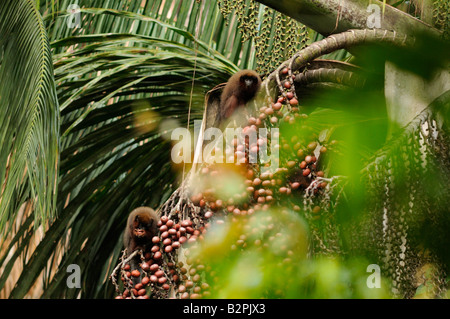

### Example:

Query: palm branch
xmin=0 ymin=0 xmax=59 ymax=238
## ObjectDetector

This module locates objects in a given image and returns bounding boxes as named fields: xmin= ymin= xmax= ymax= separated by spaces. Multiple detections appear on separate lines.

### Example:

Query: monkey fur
xmin=218 ymin=70 xmax=261 ymax=123
xmin=123 ymin=206 xmax=158 ymax=256
xmin=123 ymin=207 xmax=158 ymax=285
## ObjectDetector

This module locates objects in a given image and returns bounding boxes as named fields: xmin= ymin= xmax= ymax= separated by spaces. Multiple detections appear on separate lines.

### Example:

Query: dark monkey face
xmin=240 ymin=75 xmax=258 ymax=88
xmin=132 ymin=216 xmax=153 ymax=239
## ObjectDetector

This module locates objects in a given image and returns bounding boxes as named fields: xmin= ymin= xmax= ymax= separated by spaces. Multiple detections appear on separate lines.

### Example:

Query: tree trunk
xmin=255 ymin=0 xmax=439 ymax=37
xmin=257 ymin=0 xmax=447 ymax=135
xmin=385 ymin=63 xmax=450 ymax=135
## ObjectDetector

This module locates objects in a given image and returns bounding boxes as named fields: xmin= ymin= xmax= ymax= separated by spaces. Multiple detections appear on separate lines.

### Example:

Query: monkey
xmin=123 ymin=206 xmax=158 ymax=255
xmin=218 ymin=69 xmax=261 ymax=124
xmin=193 ymin=70 xmax=261 ymax=171
xmin=123 ymin=207 xmax=158 ymax=286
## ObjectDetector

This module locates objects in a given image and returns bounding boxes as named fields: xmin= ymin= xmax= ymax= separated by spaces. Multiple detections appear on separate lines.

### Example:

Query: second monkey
xmin=218 ymin=69 xmax=261 ymax=124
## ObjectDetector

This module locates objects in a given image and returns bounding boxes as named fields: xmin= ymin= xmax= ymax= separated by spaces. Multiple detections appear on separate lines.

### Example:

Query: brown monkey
xmin=218 ymin=69 xmax=261 ymax=123
xmin=123 ymin=207 xmax=158 ymax=286
xmin=123 ymin=206 xmax=158 ymax=256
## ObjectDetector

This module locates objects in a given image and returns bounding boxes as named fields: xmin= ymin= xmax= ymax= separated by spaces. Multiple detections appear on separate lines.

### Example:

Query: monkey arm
xmin=221 ymin=95 xmax=239 ymax=120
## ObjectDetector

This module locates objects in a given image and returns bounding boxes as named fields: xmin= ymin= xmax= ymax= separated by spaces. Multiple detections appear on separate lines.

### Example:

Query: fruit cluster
xmin=113 ymin=214 xmax=212 ymax=299
xmin=112 ymin=67 xmax=335 ymax=299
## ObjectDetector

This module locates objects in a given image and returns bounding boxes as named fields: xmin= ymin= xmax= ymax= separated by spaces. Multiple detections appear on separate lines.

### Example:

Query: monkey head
xmin=219 ymin=69 xmax=261 ymax=121
xmin=124 ymin=207 xmax=158 ymax=253
xmin=237 ymin=71 xmax=261 ymax=101
xmin=131 ymin=214 xmax=153 ymax=242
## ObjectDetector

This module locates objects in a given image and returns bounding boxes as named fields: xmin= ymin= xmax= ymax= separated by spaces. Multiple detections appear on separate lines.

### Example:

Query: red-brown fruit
xmin=289 ymin=98 xmax=298 ymax=106
xmin=141 ymin=276 xmax=150 ymax=286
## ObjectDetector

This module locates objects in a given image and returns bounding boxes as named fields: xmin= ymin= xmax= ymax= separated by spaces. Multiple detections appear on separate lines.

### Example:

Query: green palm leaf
xmin=2 ymin=1 xmax=331 ymax=298
xmin=6 ymin=4 xmax=238 ymax=297
xmin=0 ymin=0 xmax=59 ymax=236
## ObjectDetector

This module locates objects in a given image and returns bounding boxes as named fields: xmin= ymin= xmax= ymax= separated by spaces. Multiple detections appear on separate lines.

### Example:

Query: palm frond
xmin=3 ymin=0 xmax=324 ymax=298
xmin=7 ymin=14 xmax=237 ymax=296
xmin=0 ymin=0 xmax=59 ymax=236
xmin=42 ymin=1 xmax=254 ymax=68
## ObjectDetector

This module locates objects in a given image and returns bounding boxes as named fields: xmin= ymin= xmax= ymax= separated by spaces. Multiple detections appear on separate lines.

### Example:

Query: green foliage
xmin=0 ymin=0 xmax=448 ymax=300
xmin=0 ymin=0 xmax=59 ymax=235
xmin=185 ymin=29 xmax=449 ymax=299
xmin=189 ymin=209 xmax=391 ymax=298
xmin=2 ymin=0 xmax=240 ymax=299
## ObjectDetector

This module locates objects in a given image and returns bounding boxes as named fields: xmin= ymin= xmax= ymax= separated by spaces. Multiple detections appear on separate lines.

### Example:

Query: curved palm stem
xmin=263 ymin=29 xmax=411 ymax=99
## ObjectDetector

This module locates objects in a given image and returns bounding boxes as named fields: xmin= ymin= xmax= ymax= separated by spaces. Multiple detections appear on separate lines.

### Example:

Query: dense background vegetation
xmin=0 ymin=0 xmax=448 ymax=299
